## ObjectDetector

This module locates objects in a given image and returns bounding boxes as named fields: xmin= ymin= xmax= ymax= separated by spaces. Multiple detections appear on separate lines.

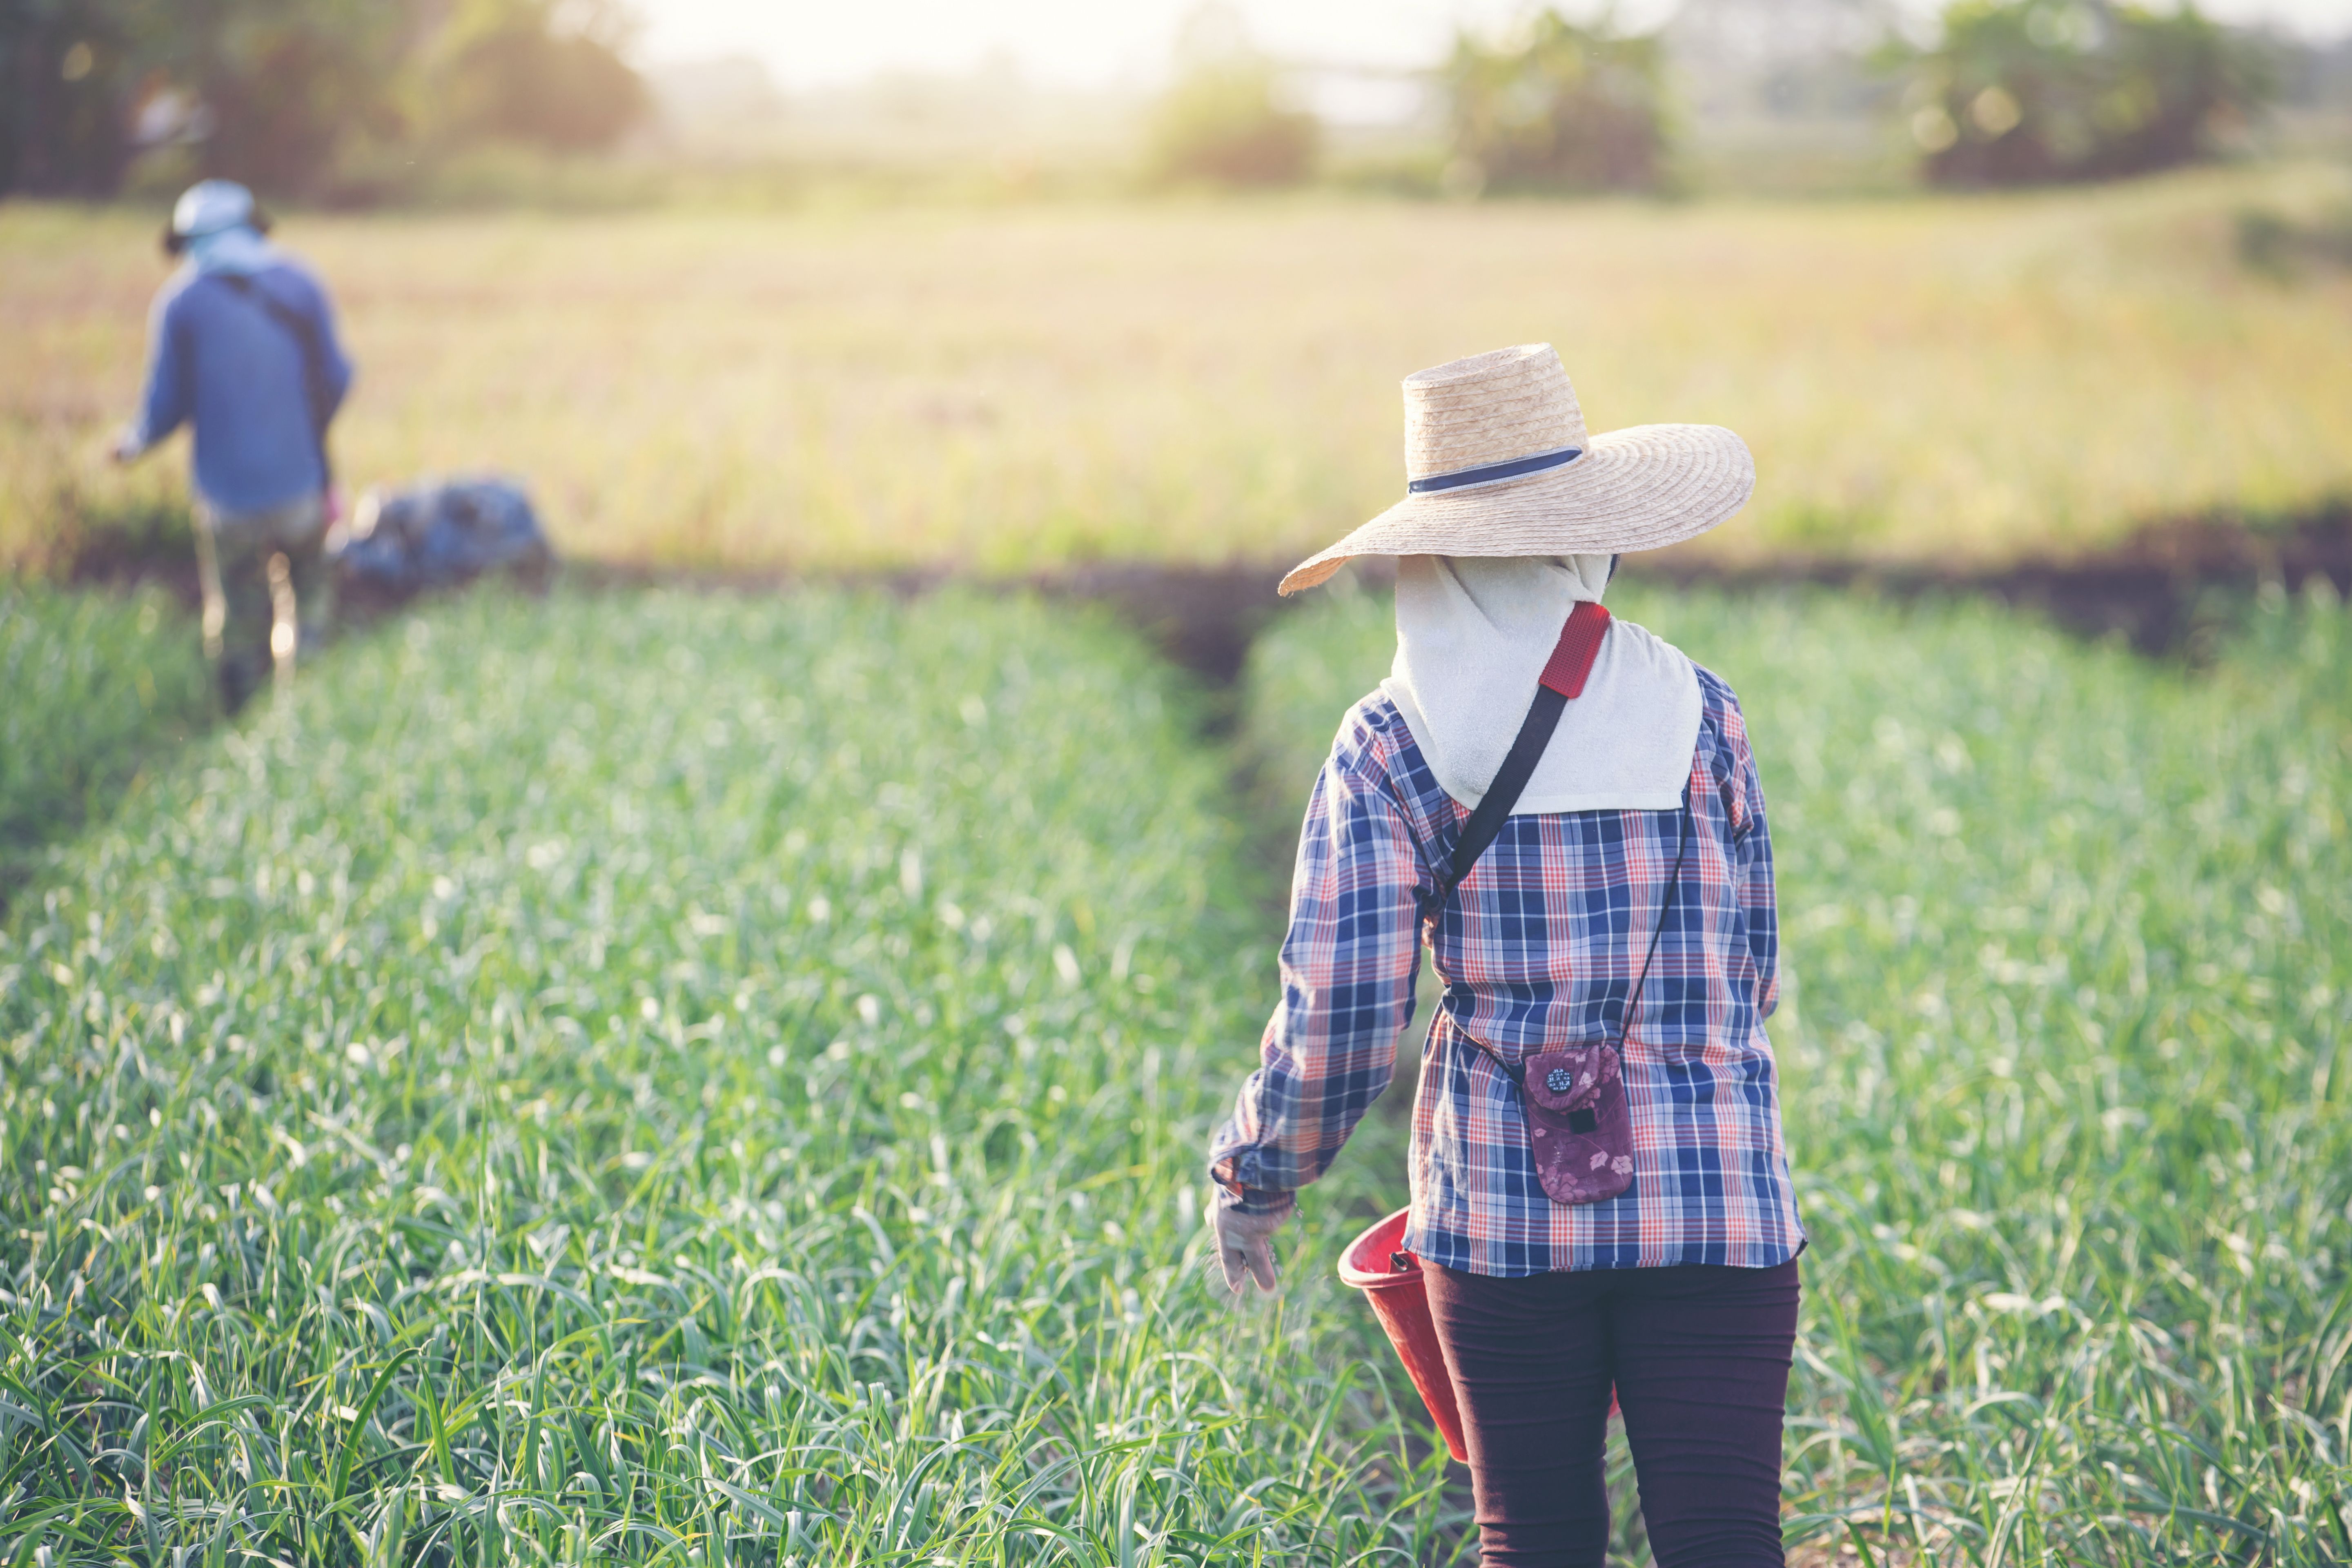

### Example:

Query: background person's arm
xmin=116 ymin=290 xmax=192 ymax=462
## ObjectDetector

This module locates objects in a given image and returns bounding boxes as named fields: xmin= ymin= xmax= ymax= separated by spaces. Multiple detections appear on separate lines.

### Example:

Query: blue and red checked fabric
xmin=1208 ymin=664 xmax=1804 ymax=1277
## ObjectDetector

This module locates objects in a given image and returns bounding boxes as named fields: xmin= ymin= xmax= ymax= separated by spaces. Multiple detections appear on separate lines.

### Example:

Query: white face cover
xmin=1382 ymin=555 xmax=1702 ymax=814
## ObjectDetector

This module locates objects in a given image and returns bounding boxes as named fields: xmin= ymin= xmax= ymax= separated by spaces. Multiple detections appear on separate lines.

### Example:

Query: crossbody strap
xmin=219 ymin=273 xmax=336 ymax=491
xmin=1429 ymin=600 xmax=1612 ymax=906
xmin=1422 ymin=599 xmax=1689 ymax=1088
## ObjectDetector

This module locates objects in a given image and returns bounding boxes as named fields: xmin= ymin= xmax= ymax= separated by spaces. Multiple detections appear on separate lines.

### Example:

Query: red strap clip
xmin=1537 ymin=601 xmax=1612 ymax=699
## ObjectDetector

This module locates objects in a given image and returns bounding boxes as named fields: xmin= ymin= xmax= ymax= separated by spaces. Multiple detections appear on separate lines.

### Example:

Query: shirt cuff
xmin=1212 ymin=1180 xmax=1295 ymax=1219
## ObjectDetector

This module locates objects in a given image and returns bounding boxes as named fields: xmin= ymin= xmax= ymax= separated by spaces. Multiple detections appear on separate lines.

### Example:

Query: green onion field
xmin=3 ymin=574 xmax=2347 ymax=1563
xmin=0 ymin=586 xmax=211 ymax=904
xmin=6 ymin=148 xmax=2352 ymax=1568
xmin=0 ymin=588 xmax=1464 ymax=1562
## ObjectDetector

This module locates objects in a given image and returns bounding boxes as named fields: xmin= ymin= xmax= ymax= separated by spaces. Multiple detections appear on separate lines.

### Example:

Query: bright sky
xmin=634 ymin=0 xmax=2352 ymax=87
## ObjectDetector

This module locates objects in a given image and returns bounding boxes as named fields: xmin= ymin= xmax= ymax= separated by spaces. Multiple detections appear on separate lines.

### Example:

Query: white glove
xmin=1212 ymin=1202 xmax=1287 ymax=1294
xmin=109 ymin=427 xmax=146 ymax=465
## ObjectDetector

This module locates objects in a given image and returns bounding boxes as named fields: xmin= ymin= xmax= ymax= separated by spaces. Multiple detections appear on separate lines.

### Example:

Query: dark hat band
xmin=1406 ymin=445 xmax=1583 ymax=495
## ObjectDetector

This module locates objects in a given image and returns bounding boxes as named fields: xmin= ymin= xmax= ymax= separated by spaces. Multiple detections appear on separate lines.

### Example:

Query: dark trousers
xmin=1424 ymin=1257 xmax=1801 ymax=1567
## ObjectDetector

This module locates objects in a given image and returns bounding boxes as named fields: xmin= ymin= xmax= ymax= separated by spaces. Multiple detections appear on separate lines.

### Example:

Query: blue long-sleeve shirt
xmin=134 ymin=256 xmax=353 ymax=517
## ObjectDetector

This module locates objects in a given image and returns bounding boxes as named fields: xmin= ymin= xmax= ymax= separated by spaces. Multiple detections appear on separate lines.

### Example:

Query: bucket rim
xmin=1337 ymin=1206 xmax=1419 ymax=1289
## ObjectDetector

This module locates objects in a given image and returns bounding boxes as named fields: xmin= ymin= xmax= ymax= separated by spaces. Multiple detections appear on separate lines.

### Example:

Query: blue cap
xmin=170 ymin=179 xmax=257 ymax=240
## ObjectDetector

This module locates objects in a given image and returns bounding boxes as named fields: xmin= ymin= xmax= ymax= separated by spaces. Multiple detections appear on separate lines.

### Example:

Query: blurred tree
xmin=1144 ymin=3 xmax=1317 ymax=187
xmin=2 ymin=0 xmax=169 ymax=195
xmin=435 ymin=0 xmax=647 ymax=154
xmin=1444 ymin=9 xmax=1671 ymax=194
xmin=0 ymin=0 xmax=647 ymax=198
xmin=1 ymin=0 xmax=420 ymax=198
xmin=175 ymin=0 xmax=419 ymax=195
xmin=1898 ymin=1 xmax=2278 ymax=185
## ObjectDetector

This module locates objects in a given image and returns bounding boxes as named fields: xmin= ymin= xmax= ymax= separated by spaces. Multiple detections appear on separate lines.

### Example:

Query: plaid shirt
xmin=1209 ymin=665 xmax=1803 ymax=1276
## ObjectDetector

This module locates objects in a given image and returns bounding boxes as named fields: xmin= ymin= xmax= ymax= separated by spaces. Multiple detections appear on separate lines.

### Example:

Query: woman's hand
xmin=1212 ymin=1203 xmax=1287 ymax=1294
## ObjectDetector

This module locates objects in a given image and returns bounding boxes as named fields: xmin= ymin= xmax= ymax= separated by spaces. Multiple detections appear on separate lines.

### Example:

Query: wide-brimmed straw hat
xmin=1279 ymin=343 xmax=1754 ymax=595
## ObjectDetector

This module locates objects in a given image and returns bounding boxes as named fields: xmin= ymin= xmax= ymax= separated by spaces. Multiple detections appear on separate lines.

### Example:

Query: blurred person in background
xmin=114 ymin=179 xmax=352 ymax=713
xmin=1209 ymin=345 xmax=1801 ymax=1566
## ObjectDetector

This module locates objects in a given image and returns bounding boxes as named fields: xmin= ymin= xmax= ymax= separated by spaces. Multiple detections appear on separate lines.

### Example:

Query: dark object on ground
xmin=2238 ymin=205 xmax=2352 ymax=281
xmin=1639 ymin=501 xmax=2352 ymax=659
xmin=509 ymin=498 xmax=2352 ymax=690
xmin=330 ymin=477 xmax=555 ymax=605
xmin=1029 ymin=500 xmax=2352 ymax=683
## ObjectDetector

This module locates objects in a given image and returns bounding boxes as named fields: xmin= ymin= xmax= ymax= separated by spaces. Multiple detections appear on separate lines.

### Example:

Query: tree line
xmin=0 ymin=0 xmax=2315 ymax=203
xmin=1152 ymin=0 xmax=2296 ymax=194
xmin=0 ymin=0 xmax=646 ymax=199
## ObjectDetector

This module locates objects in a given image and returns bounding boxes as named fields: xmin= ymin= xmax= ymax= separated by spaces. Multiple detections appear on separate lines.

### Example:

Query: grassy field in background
xmin=1247 ymin=580 xmax=2352 ymax=1563
xmin=0 ymin=588 xmax=1461 ymax=1564
xmin=7 ymin=163 xmax=2352 ymax=579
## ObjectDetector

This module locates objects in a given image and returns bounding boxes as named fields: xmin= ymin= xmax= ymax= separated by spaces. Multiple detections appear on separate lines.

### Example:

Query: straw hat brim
xmin=1279 ymin=422 xmax=1754 ymax=595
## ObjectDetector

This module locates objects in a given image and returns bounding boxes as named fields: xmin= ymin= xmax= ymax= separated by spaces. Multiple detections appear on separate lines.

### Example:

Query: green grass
xmin=0 ymin=588 xmax=1461 ymax=1565
xmin=1245 ymin=580 xmax=2352 ymax=1563
xmin=0 ymin=584 xmax=210 ymax=909
xmin=9 ymin=572 xmax=2348 ymax=1564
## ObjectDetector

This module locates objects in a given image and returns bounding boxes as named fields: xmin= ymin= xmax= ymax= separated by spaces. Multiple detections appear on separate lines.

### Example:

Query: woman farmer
xmin=1207 ymin=345 xmax=1803 ymax=1566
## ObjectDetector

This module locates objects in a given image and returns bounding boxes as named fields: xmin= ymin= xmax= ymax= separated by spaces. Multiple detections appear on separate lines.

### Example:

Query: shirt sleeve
xmin=300 ymin=268 xmax=355 ymax=421
xmin=133 ymin=289 xmax=192 ymax=450
xmin=1207 ymin=742 xmax=1426 ymax=1216
xmin=1731 ymin=723 xmax=1780 ymax=1022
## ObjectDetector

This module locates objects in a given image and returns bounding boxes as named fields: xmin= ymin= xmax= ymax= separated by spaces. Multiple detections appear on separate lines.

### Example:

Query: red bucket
xmin=1338 ymin=1207 xmax=1468 ymax=1461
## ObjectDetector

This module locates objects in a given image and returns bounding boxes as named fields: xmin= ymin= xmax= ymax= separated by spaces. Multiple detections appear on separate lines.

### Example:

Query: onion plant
xmin=0 ymin=585 xmax=208 ymax=910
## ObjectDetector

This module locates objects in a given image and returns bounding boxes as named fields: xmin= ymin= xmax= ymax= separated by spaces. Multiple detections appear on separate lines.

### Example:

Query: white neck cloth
xmin=185 ymin=225 xmax=278 ymax=278
xmin=1380 ymin=555 xmax=1701 ymax=813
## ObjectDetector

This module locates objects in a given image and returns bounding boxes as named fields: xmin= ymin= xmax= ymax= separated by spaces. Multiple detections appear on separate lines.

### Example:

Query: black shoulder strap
xmin=1435 ymin=680 xmax=1568 ymax=904
xmin=1422 ymin=601 xmax=1690 ymax=1089
xmin=1428 ymin=599 xmax=1611 ymax=906
xmin=1422 ymin=621 xmax=1581 ymax=1092
xmin=219 ymin=273 xmax=336 ymax=490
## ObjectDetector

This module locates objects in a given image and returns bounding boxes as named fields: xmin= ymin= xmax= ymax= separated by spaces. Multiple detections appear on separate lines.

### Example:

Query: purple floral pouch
xmin=1521 ymin=1045 xmax=1634 ymax=1205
